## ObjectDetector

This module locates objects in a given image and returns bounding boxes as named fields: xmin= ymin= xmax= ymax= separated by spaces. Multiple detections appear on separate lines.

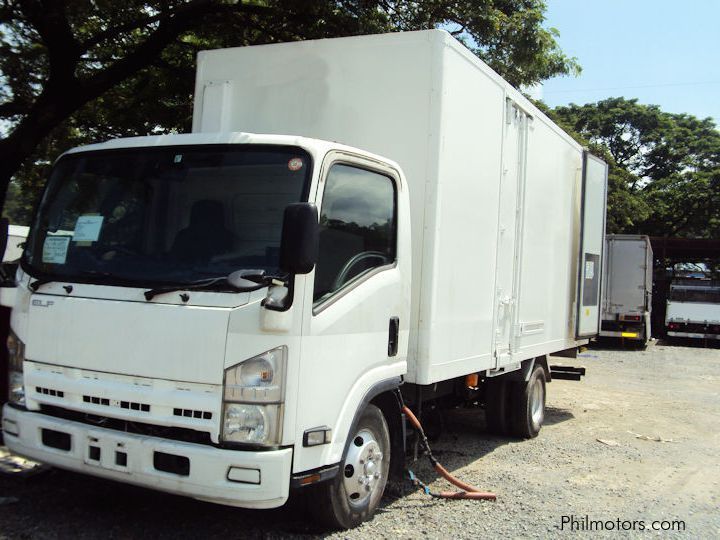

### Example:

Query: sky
xmin=539 ymin=0 xmax=720 ymax=125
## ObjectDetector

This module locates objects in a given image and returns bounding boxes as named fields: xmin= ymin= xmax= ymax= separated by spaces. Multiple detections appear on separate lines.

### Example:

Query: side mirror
xmin=279 ymin=203 xmax=318 ymax=275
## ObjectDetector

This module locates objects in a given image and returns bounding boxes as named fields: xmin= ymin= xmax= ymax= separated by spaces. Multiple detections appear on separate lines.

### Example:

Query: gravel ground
xmin=1 ymin=341 xmax=718 ymax=538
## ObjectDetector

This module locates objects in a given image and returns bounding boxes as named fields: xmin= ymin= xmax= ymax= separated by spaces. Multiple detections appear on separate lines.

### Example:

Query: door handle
xmin=388 ymin=317 xmax=399 ymax=357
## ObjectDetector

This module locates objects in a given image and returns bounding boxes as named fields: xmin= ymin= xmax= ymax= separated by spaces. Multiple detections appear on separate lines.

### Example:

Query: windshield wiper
xmin=30 ymin=269 xmax=112 ymax=291
xmin=143 ymin=270 xmax=275 ymax=301
xmin=144 ymin=277 xmax=228 ymax=301
xmin=29 ymin=278 xmax=54 ymax=292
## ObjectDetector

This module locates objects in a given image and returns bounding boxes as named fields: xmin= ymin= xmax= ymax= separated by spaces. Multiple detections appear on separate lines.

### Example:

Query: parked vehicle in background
xmin=600 ymin=235 xmax=653 ymax=346
xmin=1 ymin=224 xmax=29 ymax=407
xmin=3 ymin=225 xmax=29 ymax=263
xmin=1 ymin=30 xmax=607 ymax=529
xmin=666 ymin=278 xmax=720 ymax=340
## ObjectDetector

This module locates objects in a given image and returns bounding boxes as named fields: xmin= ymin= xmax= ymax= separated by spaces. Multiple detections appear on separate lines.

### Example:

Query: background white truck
xmin=2 ymin=30 xmax=607 ymax=529
xmin=2 ymin=225 xmax=29 ymax=263
xmin=665 ymin=278 xmax=720 ymax=340
xmin=600 ymin=234 xmax=653 ymax=346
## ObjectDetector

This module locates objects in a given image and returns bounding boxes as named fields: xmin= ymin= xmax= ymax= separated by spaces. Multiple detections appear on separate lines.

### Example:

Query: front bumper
xmin=2 ymin=405 xmax=292 ymax=509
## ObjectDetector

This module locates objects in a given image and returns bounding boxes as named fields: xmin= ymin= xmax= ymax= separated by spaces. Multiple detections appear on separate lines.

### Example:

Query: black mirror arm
xmin=261 ymin=279 xmax=293 ymax=312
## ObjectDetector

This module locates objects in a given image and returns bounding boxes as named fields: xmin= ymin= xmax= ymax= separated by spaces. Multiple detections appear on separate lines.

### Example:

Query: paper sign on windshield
xmin=42 ymin=236 xmax=70 ymax=264
xmin=73 ymin=215 xmax=104 ymax=242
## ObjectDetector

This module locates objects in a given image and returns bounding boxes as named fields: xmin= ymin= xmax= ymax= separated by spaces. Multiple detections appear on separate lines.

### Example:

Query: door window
xmin=313 ymin=164 xmax=396 ymax=304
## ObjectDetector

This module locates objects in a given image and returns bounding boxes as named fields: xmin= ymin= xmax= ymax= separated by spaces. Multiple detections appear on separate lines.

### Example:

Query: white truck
xmin=1 ymin=30 xmax=607 ymax=529
xmin=666 ymin=278 xmax=720 ymax=340
xmin=3 ymin=225 xmax=29 ymax=262
xmin=600 ymin=234 xmax=653 ymax=346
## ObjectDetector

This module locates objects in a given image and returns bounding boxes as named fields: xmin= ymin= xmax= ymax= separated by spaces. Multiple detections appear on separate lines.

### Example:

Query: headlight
xmin=9 ymin=371 xmax=25 ymax=407
xmin=224 ymin=347 xmax=285 ymax=403
xmin=7 ymin=330 xmax=25 ymax=406
xmin=222 ymin=403 xmax=282 ymax=445
xmin=221 ymin=347 xmax=286 ymax=445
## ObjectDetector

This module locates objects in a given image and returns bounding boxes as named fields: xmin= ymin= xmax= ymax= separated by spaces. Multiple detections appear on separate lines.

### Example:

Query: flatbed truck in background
xmin=666 ymin=278 xmax=720 ymax=340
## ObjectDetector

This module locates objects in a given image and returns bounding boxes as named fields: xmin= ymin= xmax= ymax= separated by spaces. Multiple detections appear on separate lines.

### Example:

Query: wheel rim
xmin=342 ymin=428 xmax=384 ymax=506
xmin=530 ymin=378 xmax=545 ymax=427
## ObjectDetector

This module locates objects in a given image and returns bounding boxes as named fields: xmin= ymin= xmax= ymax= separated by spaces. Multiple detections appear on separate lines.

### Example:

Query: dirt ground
xmin=0 ymin=340 xmax=718 ymax=538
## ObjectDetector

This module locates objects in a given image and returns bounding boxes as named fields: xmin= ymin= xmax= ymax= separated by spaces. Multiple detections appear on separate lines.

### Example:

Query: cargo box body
xmin=600 ymin=234 xmax=653 ymax=342
xmin=193 ymin=30 xmax=606 ymax=384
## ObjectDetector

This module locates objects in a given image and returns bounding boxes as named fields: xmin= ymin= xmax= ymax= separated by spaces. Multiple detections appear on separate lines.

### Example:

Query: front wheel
xmin=309 ymin=404 xmax=390 ymax=530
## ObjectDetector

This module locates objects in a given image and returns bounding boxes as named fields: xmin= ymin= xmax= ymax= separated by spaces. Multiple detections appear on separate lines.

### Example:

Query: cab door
xmin=293 ymin=152 xmax=409 ymax=474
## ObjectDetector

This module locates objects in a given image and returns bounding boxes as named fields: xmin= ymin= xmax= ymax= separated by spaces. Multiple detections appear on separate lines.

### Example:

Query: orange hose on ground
xmin=402 ymin=405 xmax=497 ymax=501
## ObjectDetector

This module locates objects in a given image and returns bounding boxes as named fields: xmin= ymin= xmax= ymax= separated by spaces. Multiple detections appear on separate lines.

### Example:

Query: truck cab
xmin=2 ymin=132 xmax=410 ymax=518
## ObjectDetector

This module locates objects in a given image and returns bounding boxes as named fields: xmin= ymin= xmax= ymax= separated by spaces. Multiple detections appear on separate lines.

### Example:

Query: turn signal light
xmin=299 ymin=474 xmax=322 ymax=486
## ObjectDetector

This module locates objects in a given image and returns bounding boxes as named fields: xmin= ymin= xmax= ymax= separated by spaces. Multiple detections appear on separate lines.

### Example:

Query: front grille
xmin=173 ymin=408 xmax=212 ymax=420
xmin=82 ymin=394 xmax=151 ymax=412
xmin=36 ymin=387 xmax=65 ymax=398
xmin=39 ymin=405 xmax=213 ymax=446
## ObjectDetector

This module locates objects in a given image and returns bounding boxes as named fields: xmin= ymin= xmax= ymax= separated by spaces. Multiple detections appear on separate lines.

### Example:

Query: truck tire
xmin=509 ymin=364 xmax=546 ymax=438
xmin=309 ymin=404 xmax=390 ymax=530
xmin=484 ymin=377 xmax=511 ymax=435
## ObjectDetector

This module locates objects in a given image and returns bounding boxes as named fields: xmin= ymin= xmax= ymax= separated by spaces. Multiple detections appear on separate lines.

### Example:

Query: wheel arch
xmin=342 ymin=377 xmax=403 ymax=480
xmin=534 ymin=355 xmax=551 ymax=382
xmin=508 ymin=355 xmax=551 ymax=382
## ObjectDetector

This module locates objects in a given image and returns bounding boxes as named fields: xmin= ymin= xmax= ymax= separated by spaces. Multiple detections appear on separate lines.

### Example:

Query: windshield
xmin=24 ymin=145 xmax=312 ymax=287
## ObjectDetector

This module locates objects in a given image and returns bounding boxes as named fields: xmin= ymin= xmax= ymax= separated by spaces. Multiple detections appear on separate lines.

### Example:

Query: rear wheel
xmin=509 ymin=365 xmax=546 ymax=438
xmin=309 ymin=404 xmax=390 ymax=530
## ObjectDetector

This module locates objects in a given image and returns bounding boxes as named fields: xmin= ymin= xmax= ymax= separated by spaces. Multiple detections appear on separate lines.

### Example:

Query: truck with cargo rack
xmin=666 ymin=278 xmax=720 ymax=340
xmin=1 ymin=30 xmax=607 ymax=529
xmin=600 ymin=234 xmax=653 ymax=346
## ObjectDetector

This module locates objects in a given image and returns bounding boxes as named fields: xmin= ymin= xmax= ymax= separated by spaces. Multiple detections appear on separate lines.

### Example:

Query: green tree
xmin=0 ymin=0 xmax=579 ymax=222
xmin=549 ymin=97 xmax=720 ymax=238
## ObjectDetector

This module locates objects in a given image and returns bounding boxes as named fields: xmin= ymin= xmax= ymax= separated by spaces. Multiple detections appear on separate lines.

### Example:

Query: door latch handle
xmin=388 ymin=317 xmax=399 ymax=357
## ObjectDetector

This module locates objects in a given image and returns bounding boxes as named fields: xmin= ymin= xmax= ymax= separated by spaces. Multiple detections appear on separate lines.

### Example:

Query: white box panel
xmin=194 ymin=30 xmax=607 ymax=384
